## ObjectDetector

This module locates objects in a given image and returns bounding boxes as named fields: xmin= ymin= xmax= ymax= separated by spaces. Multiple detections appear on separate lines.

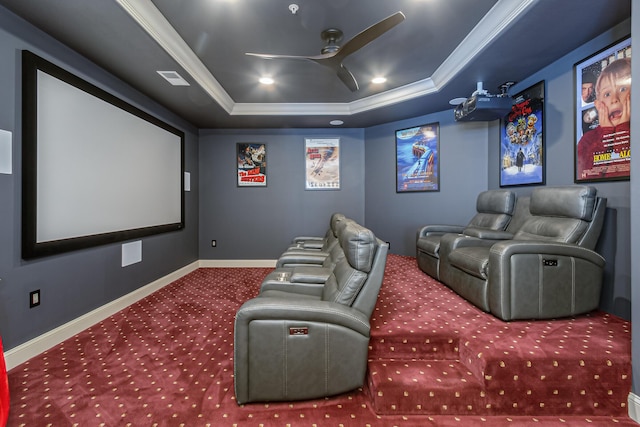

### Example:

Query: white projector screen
xmin=22 ymin=51 xmax=184 ymax=259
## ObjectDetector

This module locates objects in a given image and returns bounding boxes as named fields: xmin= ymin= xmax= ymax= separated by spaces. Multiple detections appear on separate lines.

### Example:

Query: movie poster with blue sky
xmin=396 ymin=123 xmax=439 ymax=192
xmin=500 ymin=81 xmax=545 ymax=187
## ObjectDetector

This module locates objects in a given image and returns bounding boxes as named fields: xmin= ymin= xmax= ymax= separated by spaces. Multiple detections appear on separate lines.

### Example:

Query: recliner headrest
xmin=476 ymin=190 xmax=516 ymax=215
xmin=339 ymin=222 xmax=376 ymax=273
xmin=529 ymin=186 xmax=596 ymax=221
xmin=329 ymin=212 xmax=345 ymax=234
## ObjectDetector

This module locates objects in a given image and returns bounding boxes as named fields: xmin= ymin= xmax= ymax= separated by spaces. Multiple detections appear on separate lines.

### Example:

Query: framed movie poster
xmin=395 ymin=123 xmax=439 ymax=192
xmin=305 ymin=138 xmax=340 ymax=190
xmin=237 ymin=143 xmax=266 ymax=186
xmin=500 ymin=81 xmax=545 ymax=187
xmin=574 ymin=37 xmax=631 ymax=183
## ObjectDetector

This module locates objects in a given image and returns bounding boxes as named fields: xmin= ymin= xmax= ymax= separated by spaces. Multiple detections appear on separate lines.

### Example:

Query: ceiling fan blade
xmin=245 ymin=52 xmax=335 ymax=61
xmin=336 ymin=11 xmax=405 ymax=60
xmin=336 ymin=64 xmax=359 ymax=92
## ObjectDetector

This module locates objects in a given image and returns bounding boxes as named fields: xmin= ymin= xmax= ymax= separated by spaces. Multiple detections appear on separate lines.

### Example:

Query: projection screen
xmin=22 ymin=51 xmax=184 ymax=259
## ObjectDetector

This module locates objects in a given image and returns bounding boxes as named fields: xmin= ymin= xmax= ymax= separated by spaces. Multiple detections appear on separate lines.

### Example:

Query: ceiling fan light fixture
xmin=371 ymin=76 xmax=387 ymax=84
xmin=259 ymin=76 xmax=275 ymax=85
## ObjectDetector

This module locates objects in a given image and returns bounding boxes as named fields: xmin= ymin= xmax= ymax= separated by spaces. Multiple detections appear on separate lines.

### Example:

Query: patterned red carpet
xmin=7 ymin=254 xmax=635 ymax=426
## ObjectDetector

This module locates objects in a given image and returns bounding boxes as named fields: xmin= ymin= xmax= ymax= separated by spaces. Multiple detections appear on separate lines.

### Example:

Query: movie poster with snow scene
xmin=500 ymin=81 xmax=545 ymax=187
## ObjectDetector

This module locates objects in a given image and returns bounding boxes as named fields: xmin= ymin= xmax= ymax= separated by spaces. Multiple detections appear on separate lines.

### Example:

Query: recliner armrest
xmin=489 ymin=240 xmax=606 ymax=264
xmin=292 ymin=236 xmax=324 ymax=244
xmin=235 ymin=297 xmax=370 ymax=335
xmin=417 ymin=224 xmax=465 ymax=239
xmin=276 ymin=251 xmax=329 ymax=268
xmin=259 ymin=267 xmax=331 ymax=297
xmin=289 ymin=240 xmax=324 ymax=250
xmin=488 ymin=241 xmax=605 ymax=320
xmin=259 ymin=281 xmax=324 ymax=296
xmin=290 ymin=266 xmax=332 ymax=283
xmin=462 ymin=227 xmax=514 ymax=240
xmin=300 ymin=241 xmax=324 ymax=249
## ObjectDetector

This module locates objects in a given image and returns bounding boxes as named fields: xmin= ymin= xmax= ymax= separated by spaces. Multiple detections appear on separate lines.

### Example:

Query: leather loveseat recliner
xmin=234 ymin=221 xmax=388 ymax=404
xmin=416 ymin=189 xmax=516 ymax=280
xmin=438 ymin=186 xmax=606 ymax=321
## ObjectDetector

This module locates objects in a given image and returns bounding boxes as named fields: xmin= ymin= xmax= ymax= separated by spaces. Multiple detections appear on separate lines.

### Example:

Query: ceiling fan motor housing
xmin=320 ymin=28 xmax=343 ymax=54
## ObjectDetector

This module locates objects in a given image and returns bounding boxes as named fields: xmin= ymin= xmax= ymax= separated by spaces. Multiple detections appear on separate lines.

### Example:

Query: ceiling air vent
xmin=156 ymin=71 xmax=190 ymax=86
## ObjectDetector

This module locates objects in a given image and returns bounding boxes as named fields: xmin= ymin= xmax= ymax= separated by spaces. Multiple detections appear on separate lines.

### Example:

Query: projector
xmin=454 ymin=94 xmax=513 ymax=122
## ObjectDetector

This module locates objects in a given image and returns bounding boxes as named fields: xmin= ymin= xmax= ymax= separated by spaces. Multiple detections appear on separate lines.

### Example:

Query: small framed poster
xmin=305 ymin=138 xmax=340 ymax=190
xmin=500 ymin=81 xmax=545 ymax=187
xmin=574 ymin=37 xmax=631 ymax=182
xmin=395 ymin=123 xmax=439 ymax=192
xmin=237 ymin=143 xmax=266 ymax=187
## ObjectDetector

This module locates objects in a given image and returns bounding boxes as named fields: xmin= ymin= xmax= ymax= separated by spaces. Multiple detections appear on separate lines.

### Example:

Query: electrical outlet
xmin=211 ymin=240 xmax=217 ymax=247
xmin=30 ymin=289 xmax=41 ymax=308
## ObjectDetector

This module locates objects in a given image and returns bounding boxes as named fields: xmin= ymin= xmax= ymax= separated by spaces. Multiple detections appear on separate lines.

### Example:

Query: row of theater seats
xmin=233 ymin=214 xmax=389 ymax=404
xmin=416 ymin=185 xmax=607 ymax=321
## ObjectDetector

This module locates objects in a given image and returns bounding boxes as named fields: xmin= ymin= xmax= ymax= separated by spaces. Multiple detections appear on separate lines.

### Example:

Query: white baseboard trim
xmin=629 ymin=392 xmax=640 ymax=423
xmin=199 ymin=259 xmax=277 ymax=268
xmin=4 ymin=259 xmax=276 ymax=370
xmin=4 ymin=261 xmax=200 ymax=370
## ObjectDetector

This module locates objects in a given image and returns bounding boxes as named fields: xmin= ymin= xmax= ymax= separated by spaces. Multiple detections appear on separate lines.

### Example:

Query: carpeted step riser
xmin=367 ymin=358 xmax=630 ymax=416
xmin=367 ymin=256 xmax=631 ymax=417
xmin=368 ymin=336 xmax=461 ymax=361
xmin=367 ymin=360 xmax=486 ymax=415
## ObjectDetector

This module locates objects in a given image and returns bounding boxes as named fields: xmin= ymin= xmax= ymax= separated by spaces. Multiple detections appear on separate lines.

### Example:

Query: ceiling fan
xmin=245 ymin=11 xmax=406 ymax=92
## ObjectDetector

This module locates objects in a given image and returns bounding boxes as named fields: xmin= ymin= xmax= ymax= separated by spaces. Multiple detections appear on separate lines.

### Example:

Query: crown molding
xmin=115 ymin=0 xmax=235 ymax=113
xmin=116 ymin=0 xmax=538 ymax=118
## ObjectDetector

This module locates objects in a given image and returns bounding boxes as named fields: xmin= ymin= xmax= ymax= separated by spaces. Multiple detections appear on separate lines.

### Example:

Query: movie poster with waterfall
xmin=500 ymin=81 xmax=545 ymax=187
xmin=395 ymin=123 xmax=439 ymax=192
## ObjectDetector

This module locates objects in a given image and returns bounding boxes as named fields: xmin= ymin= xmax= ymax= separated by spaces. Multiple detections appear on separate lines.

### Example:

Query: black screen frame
xmin=21 ymin=50 xmax=185 ymax=259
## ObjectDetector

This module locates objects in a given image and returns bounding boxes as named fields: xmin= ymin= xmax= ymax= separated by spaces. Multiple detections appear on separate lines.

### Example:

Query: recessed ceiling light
xmin=329 ymin=120 xmax=344 ymax=126
xmin=371 ymin=76 xmax=387 ymax=84
xmin=157 ymin=71 xmax=190 ymax=86
xmin=259 ymin=76 xmax=274 ymax=85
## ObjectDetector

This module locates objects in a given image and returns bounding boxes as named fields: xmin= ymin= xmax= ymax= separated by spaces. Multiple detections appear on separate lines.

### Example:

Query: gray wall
xmin=198 ymin=128 xmax=365 ymax=259
xmin=364 ymin=110 xmax=490 ymax=252
xmin=0 ymin=9 xmax=199 ymax=351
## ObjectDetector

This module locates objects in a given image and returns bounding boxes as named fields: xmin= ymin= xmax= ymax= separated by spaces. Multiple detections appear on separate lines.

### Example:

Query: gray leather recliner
xmin=259 ymin=218 xmax=352 ymax=297
xmin=288 ymin=212 xmax=345 ymax=250
xmin=438 ymin=186 xmax=606 ymax=321
xmin=234 ymin=221 xmax=388 ymax=404
xmin=416 ymin=189 xmax=516 ymax=280
xmin=276 ymin=213 xmax=347 ymax=267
